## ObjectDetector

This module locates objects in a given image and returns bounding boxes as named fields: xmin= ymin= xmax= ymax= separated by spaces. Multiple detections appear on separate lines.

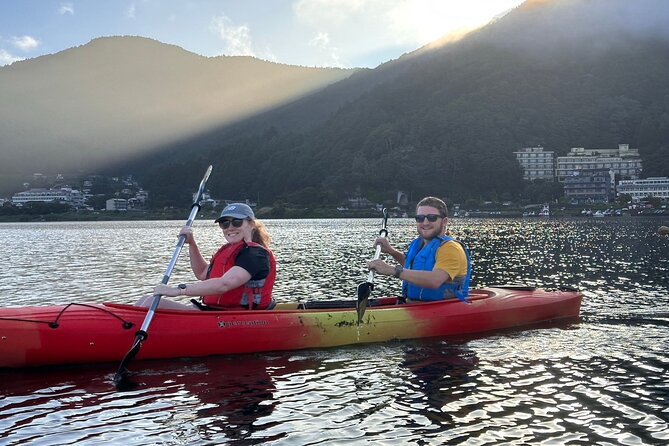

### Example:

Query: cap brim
xmin=215 ymin=213 xmax=250 ymax=222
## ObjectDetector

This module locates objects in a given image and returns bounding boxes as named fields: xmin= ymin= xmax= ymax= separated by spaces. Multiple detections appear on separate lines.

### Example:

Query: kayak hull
xmin=0 ymin=287 xmax=582 ymax=368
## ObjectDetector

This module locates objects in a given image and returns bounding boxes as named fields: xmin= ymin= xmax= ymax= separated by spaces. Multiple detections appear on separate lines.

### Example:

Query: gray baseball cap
xmin=215 ymin=203 xmax=255 ymax=222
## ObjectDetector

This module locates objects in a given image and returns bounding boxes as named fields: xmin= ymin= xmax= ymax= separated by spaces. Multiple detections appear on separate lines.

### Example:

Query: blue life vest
xmin=402 ymin=235 xmax=471 ymax=302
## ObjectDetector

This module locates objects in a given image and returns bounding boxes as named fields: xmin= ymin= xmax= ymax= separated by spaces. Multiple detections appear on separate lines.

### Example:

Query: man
xmin=367 ymin=196 xmax=471 ymax=302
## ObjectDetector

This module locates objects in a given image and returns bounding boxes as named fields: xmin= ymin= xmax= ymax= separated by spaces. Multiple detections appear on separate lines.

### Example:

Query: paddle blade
xmin=113 ymin=333 xmax=145 ymax=390
xmin=356 ymin=282 xmax=373 ymax=325
xmin=113 ymin=367 xmax=138 ymax=391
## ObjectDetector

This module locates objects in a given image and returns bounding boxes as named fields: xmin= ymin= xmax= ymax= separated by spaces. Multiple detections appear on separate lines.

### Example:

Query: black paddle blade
xmin=113 ymin=367 xmax=139 ymax=391
xmin=113 ymin=334 xmax=144 ymax=390
xmin=356 ymin=282 xmax=373 ymax=325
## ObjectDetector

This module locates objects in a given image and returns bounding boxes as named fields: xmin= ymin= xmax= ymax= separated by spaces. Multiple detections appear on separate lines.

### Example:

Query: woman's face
xmin=219 ymin=218 xmax=254 ymax=243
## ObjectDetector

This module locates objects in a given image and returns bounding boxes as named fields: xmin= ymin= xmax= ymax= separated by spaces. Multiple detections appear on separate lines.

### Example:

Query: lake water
xmin=1 ymin=217 xmax=668 ymax=445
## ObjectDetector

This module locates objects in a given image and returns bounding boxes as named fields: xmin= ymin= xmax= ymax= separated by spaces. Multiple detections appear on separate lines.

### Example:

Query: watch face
xmin=178 ymin=284 xmax=187 ymax=289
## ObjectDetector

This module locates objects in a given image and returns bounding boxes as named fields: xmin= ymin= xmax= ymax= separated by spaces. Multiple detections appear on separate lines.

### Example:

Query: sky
xmin=0 ymin=0 xmax=525 ymax=68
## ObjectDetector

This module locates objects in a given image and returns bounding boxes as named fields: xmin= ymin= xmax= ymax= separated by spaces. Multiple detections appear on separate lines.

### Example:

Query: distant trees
xmin=616 ymin=194 xmax=633 ymax=205
xmin=86 ymin=195 xmax=108 ymax=210
xmin=522 ymin=181 xmax=565 ymax=204
xmin=0 ymin=201 xmax=72 ymax=217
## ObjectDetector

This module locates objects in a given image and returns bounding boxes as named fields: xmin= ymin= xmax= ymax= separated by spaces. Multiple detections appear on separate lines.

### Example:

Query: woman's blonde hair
xmin=416 ymin=196 xmax=448 ymax=217
xmin=251 ymin=220 xmax=271 ymax=248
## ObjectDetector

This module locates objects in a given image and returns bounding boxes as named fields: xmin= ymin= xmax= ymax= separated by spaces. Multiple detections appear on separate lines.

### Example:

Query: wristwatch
xmin=178 ymin=283 xmax=187 ymax=295
xmin=394 ymin=265 xmax=404 ymax=278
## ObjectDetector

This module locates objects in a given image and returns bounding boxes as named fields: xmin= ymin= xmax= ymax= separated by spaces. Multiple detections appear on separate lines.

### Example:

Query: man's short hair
xmin=416 ymin=196 xmax=448 ymax=217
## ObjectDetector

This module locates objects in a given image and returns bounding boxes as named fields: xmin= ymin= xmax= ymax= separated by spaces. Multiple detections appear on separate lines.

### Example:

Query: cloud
xmin=325 ymin=49 xmax=344 ymax=68
xmin=0 ymin=49 xmax=23 ymax=66
xmin=210 ymin=14 xmax=255 ymax=56
xmin=291 ymin=0 xmax=526 ymax=67
xmin=309 ymin=32 xmax=330 ymax=49
xmin=308 ymin=32 xmax=344 ymax=67
xmin=126 ymin=4 xmax=136 ymax=19
xmin=256 ymin=44 xmax=278 ymax=63
xmin=293 ymin=0 xmax=368 ymax=27
xmin=58 ymin=2 xmax=74 ymax=15
xmin=294 ymin=0 xmax=373 ymax=66
xmin=12 ymin=36 xmax=40 ymax=52
xmin=296 ymin=0 xmax=509 ymax=45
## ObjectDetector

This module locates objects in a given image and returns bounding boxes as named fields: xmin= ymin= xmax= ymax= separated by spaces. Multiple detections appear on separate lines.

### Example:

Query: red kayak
xmin=0 ymin=286 xmax=582 ymax=368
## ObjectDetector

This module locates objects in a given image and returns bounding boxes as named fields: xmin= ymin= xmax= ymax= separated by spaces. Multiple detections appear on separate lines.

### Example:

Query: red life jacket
xmin=201 ymin=241 xmax=276 ymax=310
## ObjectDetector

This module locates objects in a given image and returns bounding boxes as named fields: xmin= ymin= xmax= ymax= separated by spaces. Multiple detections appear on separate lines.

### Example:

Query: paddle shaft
xmin=356 ymin=208 xmax=389 ymax=324
xmin=365 ymin=243 xmax=383 ymax=283
xmin=138 ymin=203 xmax=200 ymax=333
xmin=114 ymin=165 xmax=212 ymax=385
xmin=366 ymin=208 xmax=389 ymax=284
xmin=139 ymin=165 xmax=212 ymax=334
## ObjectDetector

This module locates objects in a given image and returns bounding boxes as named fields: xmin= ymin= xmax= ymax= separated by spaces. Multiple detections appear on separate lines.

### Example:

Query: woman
xmin=136 ymin=203 xmax=276 ymax=310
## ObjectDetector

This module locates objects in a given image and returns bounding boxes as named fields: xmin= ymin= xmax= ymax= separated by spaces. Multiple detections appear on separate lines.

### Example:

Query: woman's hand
xmin=154 ymin=284 xmax=180 ymax=297
xmin=179 ymin=226 xmax=195 ymax=244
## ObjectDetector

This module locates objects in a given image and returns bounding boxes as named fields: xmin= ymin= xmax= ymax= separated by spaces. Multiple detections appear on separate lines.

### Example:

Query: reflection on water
xmin=0 ymin=217 xmax=668 ymax=444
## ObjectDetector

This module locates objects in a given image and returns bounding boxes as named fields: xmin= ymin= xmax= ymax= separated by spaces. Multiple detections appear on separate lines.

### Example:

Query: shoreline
xmin=1 ymin=209 xmax=667 ymax=222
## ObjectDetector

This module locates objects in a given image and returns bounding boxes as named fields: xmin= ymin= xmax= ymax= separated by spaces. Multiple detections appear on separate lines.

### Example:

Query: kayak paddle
xmin=113 ymin=165 xmax=213 ymax=390
xmin=356 ymin=208 xmax=388 ymax=325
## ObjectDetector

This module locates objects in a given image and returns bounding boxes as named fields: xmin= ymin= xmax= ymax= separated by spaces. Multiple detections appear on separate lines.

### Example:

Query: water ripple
xmin=1 ymin=218 xmax=668 ymax=444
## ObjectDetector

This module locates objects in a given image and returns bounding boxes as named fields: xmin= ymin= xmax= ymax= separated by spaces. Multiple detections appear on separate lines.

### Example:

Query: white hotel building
xmin=11 ymin=187 xmax=85 ymax=207
xmin=513 ymin=147 xmax=555 ymax=181
xmin=617 ymin=177 xmax=669 ymax=202
xmin=555 ymin=144 xmax=642 ymax=182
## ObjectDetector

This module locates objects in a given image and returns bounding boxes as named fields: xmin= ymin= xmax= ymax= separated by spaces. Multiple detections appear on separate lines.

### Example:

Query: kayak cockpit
xmin=103 ymin=289 xmax=503 ymax=313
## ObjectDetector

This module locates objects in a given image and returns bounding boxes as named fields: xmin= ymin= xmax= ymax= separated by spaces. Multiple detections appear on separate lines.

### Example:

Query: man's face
xmin=415 ymin=205 xmax=446 ymax=241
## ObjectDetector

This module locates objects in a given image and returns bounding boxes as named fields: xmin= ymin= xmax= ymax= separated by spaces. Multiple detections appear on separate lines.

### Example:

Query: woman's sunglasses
xmin=219 ymin=218 xmax=247 ymax=229
xmin=415 ymin=214 xmax=443 ymax=223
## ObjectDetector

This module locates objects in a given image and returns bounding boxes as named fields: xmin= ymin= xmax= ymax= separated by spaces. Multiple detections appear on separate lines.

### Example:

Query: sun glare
xmin=388 ymin=0 xmax=525 ymax=45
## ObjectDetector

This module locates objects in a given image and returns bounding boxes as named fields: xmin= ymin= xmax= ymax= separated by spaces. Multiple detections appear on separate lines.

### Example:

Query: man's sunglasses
xmin=219 ymin=218 xmax=247 ymax=229
xmin=415 ymin=214 xmax=443 ymax=223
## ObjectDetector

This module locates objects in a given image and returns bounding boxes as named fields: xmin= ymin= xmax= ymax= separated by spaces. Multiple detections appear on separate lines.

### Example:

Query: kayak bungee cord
xmin=0 ymin=303 xmax=135 ymax=329
xmin=356 ymin=208 xmax=388 ymax=325
xmin=113 ymin=165 xmax=213 ymax=390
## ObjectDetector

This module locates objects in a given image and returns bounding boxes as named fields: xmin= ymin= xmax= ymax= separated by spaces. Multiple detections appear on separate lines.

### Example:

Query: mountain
xmin=3 ymin=0 xmax=669 ymax=207
xmin=0 ymin=36 xmax=356 ymax=176
xmin=118 ymin=0 xmax=669 ymax=206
